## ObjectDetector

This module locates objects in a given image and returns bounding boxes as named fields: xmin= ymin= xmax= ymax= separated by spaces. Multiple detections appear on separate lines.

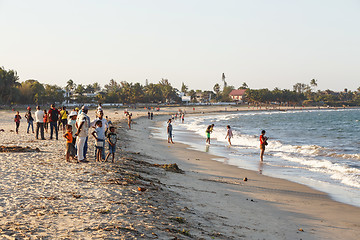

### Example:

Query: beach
xmin=0 ymin=106 xmax=359 ymax=239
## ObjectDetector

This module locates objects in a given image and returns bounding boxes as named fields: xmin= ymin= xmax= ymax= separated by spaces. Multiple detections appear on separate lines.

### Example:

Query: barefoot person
xmin=63 ymin=125 xmax=76 ymax=162
xmin=167 ymin=119 xmax=174 ymax=144
xmin=14 ymin=111 xmax=21 ymax=134
xmin=260 ymin=130 xmax=268 ymax=161
xmin=205 ymin=124 xmax=214 ymax=144
xmin=105 ymin=126 xmax=117 ymax=163
xmin=127 ymin=113 xmax=132 ymax=129
xmin=92 ymin=120 xmax=105 ymax=162
xmin=225 ymin=125 xmax=233 ymax=146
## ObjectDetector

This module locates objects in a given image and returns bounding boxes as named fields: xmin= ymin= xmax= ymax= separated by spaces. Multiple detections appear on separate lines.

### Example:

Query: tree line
xmin=1 ymin=67 xmax=359 ymax=106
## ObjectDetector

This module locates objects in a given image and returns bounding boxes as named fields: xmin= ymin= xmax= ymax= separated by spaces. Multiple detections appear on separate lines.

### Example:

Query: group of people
xmin=14 ymin=104 xmax=118 ymax=163
xmin=167 ymin=118 xmax=269 ymax=161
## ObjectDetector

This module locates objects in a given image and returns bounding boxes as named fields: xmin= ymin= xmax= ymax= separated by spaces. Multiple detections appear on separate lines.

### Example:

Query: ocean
xmin=155 ymin=108 xmax=360 ymax=207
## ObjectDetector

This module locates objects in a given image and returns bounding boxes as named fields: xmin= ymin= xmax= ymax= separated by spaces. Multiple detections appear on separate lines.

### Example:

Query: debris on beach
xmin=153 ymin=163 xmax=184 ymax=174
xmin=138 ymin=187 xmax=147 ymax=192
xmin=243 ymin=177 xmax=248 ymax=181
xmin=72 ymin=193 xmax=82 ymax=199
xmin=0 ymin=145 xmax=40 ymax=153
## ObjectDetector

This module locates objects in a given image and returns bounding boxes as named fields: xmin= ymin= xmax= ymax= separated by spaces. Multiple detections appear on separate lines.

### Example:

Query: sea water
xmin=154 ymin=108 xmax=360 ymax=207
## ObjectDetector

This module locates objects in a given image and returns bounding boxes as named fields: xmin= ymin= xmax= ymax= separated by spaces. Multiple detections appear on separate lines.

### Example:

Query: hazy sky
xmin=1 ymin=0 xmax=359 ymax=91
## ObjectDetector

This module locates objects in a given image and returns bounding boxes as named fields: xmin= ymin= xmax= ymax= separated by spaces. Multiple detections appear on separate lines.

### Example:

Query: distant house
xmin=229 ymin=89 xmax=246 ymax=102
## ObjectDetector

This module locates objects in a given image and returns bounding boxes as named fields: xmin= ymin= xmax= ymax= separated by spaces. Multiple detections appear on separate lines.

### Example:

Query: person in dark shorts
xmin=105 ymin=126 xmax=117 ymax=163
xmin=64 ymin=125 xmax=76 ymax=162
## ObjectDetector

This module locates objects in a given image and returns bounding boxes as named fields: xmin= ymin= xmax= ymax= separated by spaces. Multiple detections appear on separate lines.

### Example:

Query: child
xmin=92 ymin=120 xmax=105 ymax=162
xmin=225 ymin=125 xmax=233 ymax=146
xmin=63 ymin=125 xmax=76 ymax=162
xmin=105 ymin=126 xmax=117 ymax=163
xmin=14 ymin=111 xmax=21 ymax=134
xmin=260 ymin=130 xmax=268 ymax=161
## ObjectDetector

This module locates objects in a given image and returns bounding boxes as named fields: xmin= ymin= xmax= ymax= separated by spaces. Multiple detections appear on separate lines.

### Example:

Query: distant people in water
xmin=260 ymin=130 xmax=268 ymax=161
xmin=167 ymin=119 xmax=174 ymax=144
xmin=225 ymin=125 xmax=233 ymax=146
xmin=206 ymin=124 xmax=214 ymax=144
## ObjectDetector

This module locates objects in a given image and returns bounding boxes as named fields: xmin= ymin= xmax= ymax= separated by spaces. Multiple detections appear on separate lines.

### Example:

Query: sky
xmin=1 ymin=0 xmax=359 ymax=92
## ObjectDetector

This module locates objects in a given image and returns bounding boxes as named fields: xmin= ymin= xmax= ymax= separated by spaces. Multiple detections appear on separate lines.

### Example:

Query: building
xmin=229 ymin=89 xmax=246 ymax=102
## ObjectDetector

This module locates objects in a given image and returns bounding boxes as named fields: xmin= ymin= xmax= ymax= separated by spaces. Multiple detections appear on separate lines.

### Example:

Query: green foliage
xmin=0 ymin=67 xmax=21 ymax=104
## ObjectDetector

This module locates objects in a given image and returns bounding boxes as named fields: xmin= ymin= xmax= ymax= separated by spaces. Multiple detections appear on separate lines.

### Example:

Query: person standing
xmin=14 ymin=111 xmax=21 ymax=134
xmin=75 ymin=106 xmax=90 ymax=162
xmin=105 ymin=126 xmax=117 ymax=163
xmin=128 ymin=113 xmax=132 ymax=129
xmin=60 ymin=106 xmax=68 ymax=133
xmin=260 ymin=130 xmax=268 ymax=161
xmin=43 ymin=109 xmax=49 ymax=133
xmin=34 ymin=106 xmax=45 ymax=140
xmin=68 ymin=111 xmax=78 ymax=152
xmin=167 ymin=119 xmax=174 ymax=144
xmin=225 ymin=125 xmax=233 ymax=146
xmin=48 ymin=104 xmax=60 ymax=140
xmin=90 ymin=109 xmax=108 ymax=160
xmin=25 ymin=107 xmax=34 ymax=134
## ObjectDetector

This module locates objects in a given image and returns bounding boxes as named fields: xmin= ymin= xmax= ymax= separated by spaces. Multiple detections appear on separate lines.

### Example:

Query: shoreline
xmin=126 ymin=113 xmax=360 ymax=239
xmin=0 ymin=106 xmax=359 ymax=239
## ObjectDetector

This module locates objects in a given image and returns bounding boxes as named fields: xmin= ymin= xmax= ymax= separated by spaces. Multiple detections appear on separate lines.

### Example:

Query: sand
xmin=0 ymin=105 xmax=359 ymax=239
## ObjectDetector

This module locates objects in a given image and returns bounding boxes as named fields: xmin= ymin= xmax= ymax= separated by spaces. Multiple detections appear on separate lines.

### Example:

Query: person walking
xmin=48 ymin=104 xmax=60 ymax=140
xmin=34 ymin=106 xmax=45 ymax=140
xmin=75 ymin=106 xmax=90 ymax=162
xmin=225 ymin=125 xmax=233 ymax=146
xmin=25 ymin=107 xmax=34 ymax=134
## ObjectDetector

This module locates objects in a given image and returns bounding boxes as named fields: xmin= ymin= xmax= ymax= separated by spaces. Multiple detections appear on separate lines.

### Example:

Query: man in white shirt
xmin=90 ymin=109 xmax=108 ymax=160
xmin=75 ymin=106 xmax=90 ymax=162
xmin=34 ymin=106 xmax=45 ymax=140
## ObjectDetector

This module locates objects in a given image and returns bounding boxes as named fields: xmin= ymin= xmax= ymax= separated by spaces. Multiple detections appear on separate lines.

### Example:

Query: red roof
xmin=229 ymin=89 xmax=246 ymax=96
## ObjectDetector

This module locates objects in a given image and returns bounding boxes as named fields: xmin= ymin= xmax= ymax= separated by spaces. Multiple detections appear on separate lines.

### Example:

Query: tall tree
xmin=181 ymin=82 xmax=188 ymax=93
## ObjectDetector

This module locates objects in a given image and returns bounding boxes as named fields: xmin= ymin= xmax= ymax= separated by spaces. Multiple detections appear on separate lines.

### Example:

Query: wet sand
xmin=0 ymin=106 xmax=359 ymax=239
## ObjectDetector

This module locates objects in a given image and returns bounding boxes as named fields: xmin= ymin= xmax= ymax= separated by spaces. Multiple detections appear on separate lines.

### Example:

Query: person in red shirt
xmin=260 ymin=130 xmax=268 ymax=161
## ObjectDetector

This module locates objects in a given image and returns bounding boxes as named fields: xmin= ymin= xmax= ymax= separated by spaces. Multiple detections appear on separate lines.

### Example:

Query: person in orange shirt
xmin=64 ymin=125 xmax=76 ymax=162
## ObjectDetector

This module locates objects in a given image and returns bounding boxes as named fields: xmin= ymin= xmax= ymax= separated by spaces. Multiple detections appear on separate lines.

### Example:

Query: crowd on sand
xmin=13 ymin=103 xmax=118 ymax=163
xmin=14 ymin=103 xmax=269 ymax=163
